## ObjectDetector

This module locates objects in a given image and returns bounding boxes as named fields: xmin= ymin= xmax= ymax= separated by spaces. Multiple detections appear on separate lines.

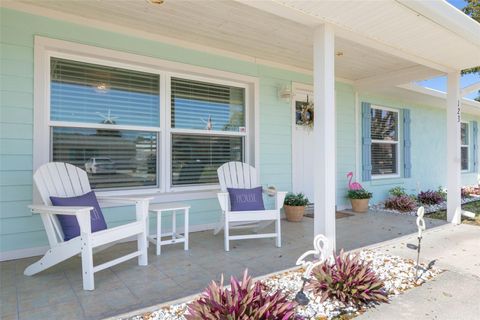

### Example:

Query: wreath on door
xmin=296 ymin=95 xmax=314 ymax=129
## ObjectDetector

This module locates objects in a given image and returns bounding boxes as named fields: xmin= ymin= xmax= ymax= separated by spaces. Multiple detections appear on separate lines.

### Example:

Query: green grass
xmin=427 ymin=200 xmax=480 ymax=226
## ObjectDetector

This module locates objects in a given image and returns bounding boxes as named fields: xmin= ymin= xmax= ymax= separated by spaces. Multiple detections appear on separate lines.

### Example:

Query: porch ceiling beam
xmin=313 ymin=24 xmax=336 ymax=248
xmin=461 ymin=82 xmax=480 ymax=97
xmin=354 ymin=66 xmax=444 ymax=91
xmin=446 ymin=71 xmax=462 ymax=224
xmin=236 ymin=0 xmax=454 ymax=73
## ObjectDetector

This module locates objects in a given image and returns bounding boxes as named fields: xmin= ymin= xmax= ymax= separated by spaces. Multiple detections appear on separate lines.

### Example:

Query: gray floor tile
xmin=0 ymin=212 xmax=445 ymax=320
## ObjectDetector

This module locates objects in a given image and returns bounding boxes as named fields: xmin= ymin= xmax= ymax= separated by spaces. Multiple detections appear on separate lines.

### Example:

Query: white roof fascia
xmin=396 ymin=0 xmax=480 ymax=49
xmin=461 ymin=82 xmax=480 ymax=97
xmin=398 ymin=83 xmax=480 ymax=109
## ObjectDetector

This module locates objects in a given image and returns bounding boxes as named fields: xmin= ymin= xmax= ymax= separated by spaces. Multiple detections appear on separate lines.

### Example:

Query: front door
xmin=292 ymin=87 xmax=314 ymax=202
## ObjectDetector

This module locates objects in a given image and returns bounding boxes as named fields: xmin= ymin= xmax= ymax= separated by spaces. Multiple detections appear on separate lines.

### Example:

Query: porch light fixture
xmin=278 ymin=85 xmax=292 ymax=101
xmin=149 ymin=0 xmax=165 ymax=4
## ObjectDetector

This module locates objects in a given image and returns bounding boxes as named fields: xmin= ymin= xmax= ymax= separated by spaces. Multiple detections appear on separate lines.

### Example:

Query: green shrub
xmin=347 ymin=189 xmax=372 ymax=199
xmin=284 ymin=193 xmax=309 ymax=206
xmin=388 ymin=186 xmax=406 ymax=197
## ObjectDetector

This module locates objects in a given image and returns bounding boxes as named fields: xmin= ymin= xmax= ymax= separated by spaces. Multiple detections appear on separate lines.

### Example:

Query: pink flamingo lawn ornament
xmin=347 ymin=172 xmax=363 ymax=190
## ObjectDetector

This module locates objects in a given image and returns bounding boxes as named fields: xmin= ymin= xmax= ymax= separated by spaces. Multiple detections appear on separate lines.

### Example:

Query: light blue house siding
xmin=358 ymin=94 xmax=480 ymax=204
xmin=0 ymin=8 xmax=478 ymax=257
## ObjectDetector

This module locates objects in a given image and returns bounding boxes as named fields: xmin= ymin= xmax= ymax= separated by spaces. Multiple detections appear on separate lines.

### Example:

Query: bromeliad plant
xmin=417 ymin=190 xmax=445 ymax=205
xmin=384 ymin=195 xmax=417 ymax=212
xmin=307 ymin=250 xmax=388 ymax=306
xmin=186 ymin=270 xmax=297 ymax=320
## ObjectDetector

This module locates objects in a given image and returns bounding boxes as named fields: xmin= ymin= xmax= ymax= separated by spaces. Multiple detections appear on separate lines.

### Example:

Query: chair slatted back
xmin=33 ymin=162 xmax=92 ymax=246
xmin=217 ymin=162 xmax=259 ymax=191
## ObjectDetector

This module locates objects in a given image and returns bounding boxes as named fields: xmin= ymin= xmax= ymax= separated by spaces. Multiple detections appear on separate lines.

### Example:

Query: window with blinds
xmin=50 ymin=57 xmax=160 ymax=190
xmin=371 ymin=107 xmax=399 ymax=176
xmin=46 ymin=55 xmax=250 ymax=191
xmin=461 ymin=122 xmax=469 ymax=171
xmin=171 ymin=77 xmax=245 ymax=132
xmin=170 ymin=77 xmax=246 ymax=187
xmin=171 ymin=134 xmax=243 ymax=185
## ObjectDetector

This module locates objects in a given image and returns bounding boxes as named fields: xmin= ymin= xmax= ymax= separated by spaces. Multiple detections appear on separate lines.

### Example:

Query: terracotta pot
xmin=284 ymin=205 xmax=305 ymax=222
xmin=350 ymin=198 xmax=369 ymax=213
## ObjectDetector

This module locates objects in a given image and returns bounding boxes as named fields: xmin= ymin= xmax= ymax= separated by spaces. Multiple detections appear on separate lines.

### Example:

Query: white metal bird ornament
xmin=416 ymin=206 xmax=426 ymax=238
xmin=296 ymin=234 xmax=330 ymax=278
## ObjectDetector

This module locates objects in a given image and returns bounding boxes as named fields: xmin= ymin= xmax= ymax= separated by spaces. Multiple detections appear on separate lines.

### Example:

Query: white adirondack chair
xmin=25 ymin=162 xmax=152 ymax=290
xmin=215 ymin=161 xmax=287 ymax=251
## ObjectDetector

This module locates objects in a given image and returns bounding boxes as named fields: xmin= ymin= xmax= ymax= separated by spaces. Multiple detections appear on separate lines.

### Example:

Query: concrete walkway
xmin=357 ymin=223 xmax=480 ymax=320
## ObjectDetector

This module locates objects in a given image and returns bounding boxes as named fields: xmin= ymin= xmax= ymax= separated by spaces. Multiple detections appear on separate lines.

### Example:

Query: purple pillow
xmin=227 ymin=187 xmax=265 ymax=211
xmin=50 ymin=191 xmax=107 ymax=241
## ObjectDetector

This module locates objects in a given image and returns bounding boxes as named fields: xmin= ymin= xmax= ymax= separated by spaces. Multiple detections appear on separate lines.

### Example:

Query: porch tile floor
xmin=0 ymin=211 xmax=446 ymax=320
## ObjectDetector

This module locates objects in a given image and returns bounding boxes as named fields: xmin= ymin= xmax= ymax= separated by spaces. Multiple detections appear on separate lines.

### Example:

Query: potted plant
xmin=347 ymin=189 xmax=372 ymax=213
xmin=284 ymin=193 xmax=309 ymax=222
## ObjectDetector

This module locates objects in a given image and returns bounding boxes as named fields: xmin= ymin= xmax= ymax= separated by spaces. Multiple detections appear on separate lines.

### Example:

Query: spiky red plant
xmin=185 ymin=269 xmax=297 ymax=320
xmin=384 ymin=195 xmax=417 ymax=212
xmin=307 ymin=250 xmax=388 ymax=306
xmin=417 ymin=190 xmax=445 ymax=205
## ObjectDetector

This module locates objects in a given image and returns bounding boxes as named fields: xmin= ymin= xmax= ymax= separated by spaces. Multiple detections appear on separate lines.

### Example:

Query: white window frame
xmin=33 ymin=37 xmax=259 ymax=200
xmin=461 ymin=121 xmax=469 ymax=172
xmin=371 ymin=105 xmax=401 ymax=180
xmin=166 ymin=72 xmax=250 ymax=193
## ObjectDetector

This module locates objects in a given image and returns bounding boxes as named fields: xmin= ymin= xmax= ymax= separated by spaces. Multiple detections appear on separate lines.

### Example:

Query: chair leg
xmin=224 ymin=215 xmax=230 ymax=252
xmin=81 ymin=238 xmax=94 ymax=291
xmin=275 ymin=216 xmax=281 ymax=248
xmin=136 ymin=200 xmax=149 ymax=266
xmin=138 ymin=231 xmax=148 ymax=266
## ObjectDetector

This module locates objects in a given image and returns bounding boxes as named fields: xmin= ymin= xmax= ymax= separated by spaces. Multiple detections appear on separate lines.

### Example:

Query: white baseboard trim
xmin=0 ymin=222 xmax=218 ymax=262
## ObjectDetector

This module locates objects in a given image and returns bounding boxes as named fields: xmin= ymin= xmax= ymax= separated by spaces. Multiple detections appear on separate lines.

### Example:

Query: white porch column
xmin=446 ymin=71 xmax=462 ymax=224
xmin=313 ymin=24 xmax=336 ymax=249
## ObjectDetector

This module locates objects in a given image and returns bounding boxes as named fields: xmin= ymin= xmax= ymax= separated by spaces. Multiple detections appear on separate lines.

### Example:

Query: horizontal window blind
xmin=371 ymin=107 xmax=399 ymax=176
xmin=461 ymin=146 xmax=469 ymax=171
xmin=52 ymin=127 xmax=157 ymax=190
xmin=461 ymin=122 xmax=469 ymax=171
xmin=461 ymin=123 xmax=469 ymax=145
xmin=371 ymin=143 xmax=398 ymax=175
xmin=50 ymin=57 xmax=160 ymax=127
xmin=371 ymin=108 xmax=398 ymax=141
xmin=171 ymin=134 xmax=243 ymax=186
xmin=171 ymin=77 xmax=245 ymax=132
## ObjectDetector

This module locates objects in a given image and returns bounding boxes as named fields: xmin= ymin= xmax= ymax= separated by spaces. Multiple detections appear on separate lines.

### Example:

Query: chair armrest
xmin=29 ymin=205 xmax=94 ymax=234
xmin=28 ymin=205 xmax=92 ymax=216
xmin=217 ymin=192 xmax=230 ymax=212
xmin=97 ymin=195 xmax=152 ymax=223
xmin=96 ymin=195 xmax=154 ymax=204
xmin=275 ymin=191 xmax=287 ymax=210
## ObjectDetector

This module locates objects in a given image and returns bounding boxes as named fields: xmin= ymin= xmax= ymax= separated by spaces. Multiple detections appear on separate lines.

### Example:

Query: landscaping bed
xmin=370 ymin=186 xmax=480 ymax=218
xmin=125 ymin=249 xmax=441 ymax=320
xmin=371 ymin=195 xmax=479 ymax=217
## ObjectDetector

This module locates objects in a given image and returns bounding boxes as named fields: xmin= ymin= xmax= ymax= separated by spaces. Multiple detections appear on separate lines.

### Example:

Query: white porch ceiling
xmin=8 ymin=0 xmax=480 ymax=84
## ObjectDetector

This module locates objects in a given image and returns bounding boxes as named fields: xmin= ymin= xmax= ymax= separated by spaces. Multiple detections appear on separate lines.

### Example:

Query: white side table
xmin=148 ymin=203 xmax=190 ymax=255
